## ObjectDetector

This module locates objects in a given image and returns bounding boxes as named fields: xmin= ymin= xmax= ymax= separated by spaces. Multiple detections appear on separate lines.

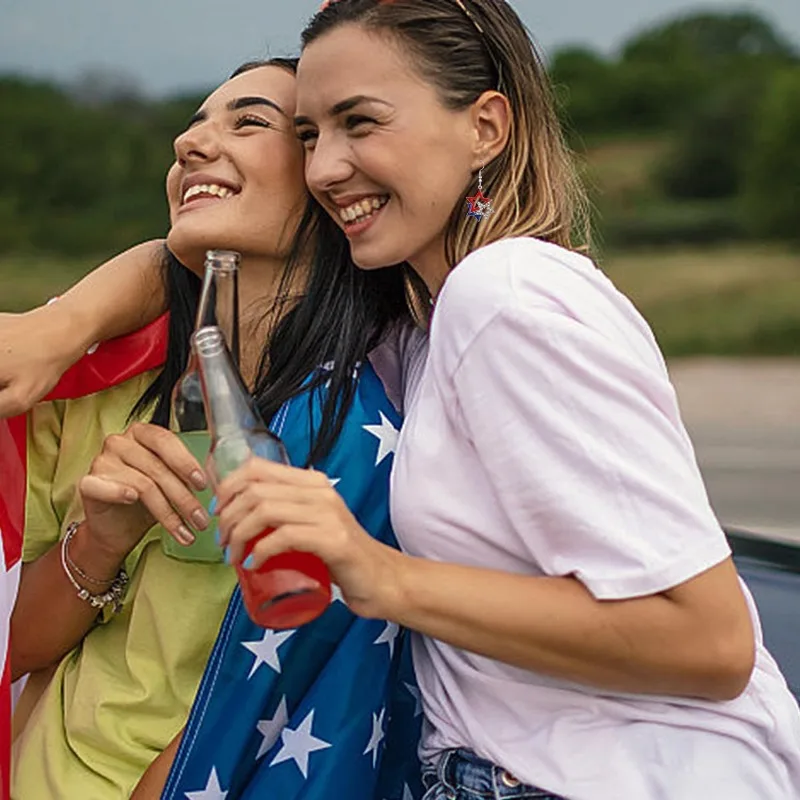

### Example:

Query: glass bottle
xmin=193 ymin=325 xmax=332 ymax=629
xmin=162 ymin=249 xmax=240 ymax=562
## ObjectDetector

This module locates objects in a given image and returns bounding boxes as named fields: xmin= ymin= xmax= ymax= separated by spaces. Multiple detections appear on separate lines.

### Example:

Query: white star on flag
xmin=270 ymin=709 xmax=332 ymax=778
xmin=185 ymin=767 xmax=228 ymax=799
xmin=330 ymin=583 xmax=347 ymax=605
xmin=363 ymin=707 xmax=386 ymax=768
xmin=242 ymin=629 xmax=294 ymax=679
xmin=404 ymin=682 xmax=423 ymax=717
xmin=382 ymin=784 xmax=415 ymax=800
xmin=328 ymin=477 xmax=341 ymax=489
xmin=362 ymin=412 xmax=399 ymax=466
xmin=373 ymin=621 xmax=400 ymax=659
xmin=256 ymin=696 xmax=289 ymax=760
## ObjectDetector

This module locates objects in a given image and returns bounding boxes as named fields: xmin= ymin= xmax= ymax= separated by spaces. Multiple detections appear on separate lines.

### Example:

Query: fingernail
xmin=243 ymin=555 xmax=255 ymax=570
xmin=192 ymin=509 xmax=210 ymax=530
xmin=123 ymin=488 xmax=137 ymax=503
xmin=224 ymin=546 xmax=231 ymax=565
xmin=178 ymin=525 xmax=195 ymax=545
xmin=214 ymin=527 xmax=221 ymax=546
xmin=208 ymin=496 xmax=218 ymax=515
xmin=191 ymin=470 xmax=207 ymax=491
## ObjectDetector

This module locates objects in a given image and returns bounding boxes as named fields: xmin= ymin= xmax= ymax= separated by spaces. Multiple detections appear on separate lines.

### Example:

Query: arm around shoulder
xmin=0 ymin=240 xmax=166 ymax=417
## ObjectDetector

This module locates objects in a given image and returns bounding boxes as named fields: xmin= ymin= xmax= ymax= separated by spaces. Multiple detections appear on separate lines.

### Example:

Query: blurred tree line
xmin=0 ymin=10 xmax=797 ymax=257
xmin=550 ymin=10 xmax=799 ymax=246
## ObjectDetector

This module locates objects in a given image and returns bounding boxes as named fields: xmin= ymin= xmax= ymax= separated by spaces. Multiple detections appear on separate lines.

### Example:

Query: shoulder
xmin=438 ymin=236 xmax=632 ymax=320
xmin=432 ymin=237 xmax=663 ymax=378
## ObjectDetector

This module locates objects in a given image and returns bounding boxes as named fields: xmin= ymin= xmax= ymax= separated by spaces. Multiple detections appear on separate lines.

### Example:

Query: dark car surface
xmin=729 ymin=530 xmax=800 ymax=702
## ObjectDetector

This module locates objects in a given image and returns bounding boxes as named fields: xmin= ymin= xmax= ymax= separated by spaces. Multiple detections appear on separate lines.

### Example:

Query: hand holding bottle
xmin=79 ymin=423 xmax=210 ymax=562
xmin=215 ymin=457 xmax=404 ymax=622
xmin=194 ymin=325 xmax=332 ymax=629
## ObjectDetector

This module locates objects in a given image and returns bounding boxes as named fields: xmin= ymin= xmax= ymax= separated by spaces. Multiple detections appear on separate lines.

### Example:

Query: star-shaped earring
xmin=465 ymin=166 xmax=494 ymax=221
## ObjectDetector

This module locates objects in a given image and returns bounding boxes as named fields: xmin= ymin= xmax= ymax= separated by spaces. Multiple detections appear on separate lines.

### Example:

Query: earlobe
xmin=471 ymin=91 xmax=511 ymax=167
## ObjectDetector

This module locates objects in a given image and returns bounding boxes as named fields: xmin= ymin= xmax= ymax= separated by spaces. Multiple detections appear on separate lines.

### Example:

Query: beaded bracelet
xmin=61 ymin=521 xmax=129 ymax=614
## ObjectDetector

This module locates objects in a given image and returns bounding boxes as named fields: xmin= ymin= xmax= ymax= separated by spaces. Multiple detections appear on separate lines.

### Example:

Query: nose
xmin=304 ymin=133 xmax=355 ymax=196
xmin=173 ymin=120 xmax=222 ymax=166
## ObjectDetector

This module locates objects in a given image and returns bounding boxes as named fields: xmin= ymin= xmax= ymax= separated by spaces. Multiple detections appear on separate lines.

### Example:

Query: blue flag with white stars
xmin=162 ymin=361 xmax=423 ymax=800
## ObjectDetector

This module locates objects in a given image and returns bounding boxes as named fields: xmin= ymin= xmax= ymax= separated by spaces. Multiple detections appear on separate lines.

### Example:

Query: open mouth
xmin=338 ymin=195 xmax=389 ymax=226
xmin=181 ymin=183 xmax=239 ymax=206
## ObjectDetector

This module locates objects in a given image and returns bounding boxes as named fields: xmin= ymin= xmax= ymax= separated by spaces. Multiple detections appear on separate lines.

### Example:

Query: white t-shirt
xmin=389 ymin=237 xmax=800 ymax=800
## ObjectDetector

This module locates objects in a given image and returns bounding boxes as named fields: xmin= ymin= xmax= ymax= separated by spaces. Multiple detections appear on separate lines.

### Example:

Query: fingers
xmin=127 ymin=423 xmax=207 ymax=491
xmin=0 ymin=383 xmax=37 ymax=419
xmin=78 ymin=474 xmax=139 ymax=506
xmin=219 ymin=483 xmax=344 ymax=566
xmin=93 ymin=425 xmax=210 ymax=542
xmin=88 ymin=456 xmax=197 ymax=546
xmin=238 ymin=524 xmax=318 ymax=570
xmin=217 ymin=457 xmax=329 ymax=508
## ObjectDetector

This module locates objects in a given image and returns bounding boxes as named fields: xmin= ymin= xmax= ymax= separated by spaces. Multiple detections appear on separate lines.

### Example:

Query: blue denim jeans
xmin=421 ymin=749 xmax=567 ymax=800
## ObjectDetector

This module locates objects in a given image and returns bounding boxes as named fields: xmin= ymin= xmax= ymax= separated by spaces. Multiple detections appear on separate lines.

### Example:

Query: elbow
xmin=693 ymin=624 xmax=756 ymax=702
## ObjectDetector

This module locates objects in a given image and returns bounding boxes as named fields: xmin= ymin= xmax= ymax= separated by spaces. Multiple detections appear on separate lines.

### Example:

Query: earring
xmin=466 ymin=165 xmax=494 ymax=221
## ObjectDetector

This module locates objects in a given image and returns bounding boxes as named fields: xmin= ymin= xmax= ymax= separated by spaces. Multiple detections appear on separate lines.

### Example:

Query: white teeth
xmin=338 ymin=196 xmax=388 ymax=223
xmin=182 ymin=183 xmax=235 ymax=204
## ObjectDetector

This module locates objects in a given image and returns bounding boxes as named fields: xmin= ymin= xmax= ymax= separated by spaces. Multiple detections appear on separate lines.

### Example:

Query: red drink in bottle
xmin=236 ymin=537 xmax=331 ymax=629
xmin=193 ymin=325 xmax=332 ymax=629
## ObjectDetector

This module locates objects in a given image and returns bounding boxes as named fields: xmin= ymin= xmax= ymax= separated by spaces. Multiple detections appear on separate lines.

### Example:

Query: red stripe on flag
xmin=46 ymin=314 xmax=168 ymax=401
xmin=0 ymin=314 xmax=168 ymax=797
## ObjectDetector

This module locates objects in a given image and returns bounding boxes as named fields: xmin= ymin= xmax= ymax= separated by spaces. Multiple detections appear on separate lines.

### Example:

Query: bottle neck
xmin=195 ymin=333 xmax=252 ymax=444
xmin=196 ymin=263 xmax=240 ymax=368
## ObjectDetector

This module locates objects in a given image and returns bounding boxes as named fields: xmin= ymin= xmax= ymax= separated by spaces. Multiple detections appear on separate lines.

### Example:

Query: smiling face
xmin=295 ymin=24 xmax=478 ymax=286
xmin=166 ymin=65 xmax=306 ymax=274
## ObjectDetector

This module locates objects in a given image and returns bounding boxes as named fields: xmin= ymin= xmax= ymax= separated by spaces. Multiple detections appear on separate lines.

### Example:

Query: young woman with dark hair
xmin=6 ymin=58 xmax=419 ymax=800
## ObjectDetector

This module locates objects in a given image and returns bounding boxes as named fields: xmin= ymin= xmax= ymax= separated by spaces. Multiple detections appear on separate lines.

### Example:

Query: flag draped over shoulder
xmin=163 ymin=362 xmax=422 ymax=800
xmin=0 ymin=316 xmax=168 ymax=800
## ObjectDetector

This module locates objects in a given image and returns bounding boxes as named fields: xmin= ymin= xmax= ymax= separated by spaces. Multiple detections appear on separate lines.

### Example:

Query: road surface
xmin=669 ymin=359 xmax=800 ymax=544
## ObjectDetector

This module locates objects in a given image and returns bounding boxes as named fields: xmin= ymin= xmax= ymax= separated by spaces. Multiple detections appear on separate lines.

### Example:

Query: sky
xmin=1 ymin=0 xmax=798 ymax=97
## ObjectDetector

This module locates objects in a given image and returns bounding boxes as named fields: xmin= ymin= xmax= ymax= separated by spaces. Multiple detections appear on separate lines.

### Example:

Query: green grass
xmin=601 ymin=244 xmax=800 ymax=356
xmin=0 ymin=253 xmax=99 ymax=312
xmin=2 ymin=244 xmax=799 ymax=356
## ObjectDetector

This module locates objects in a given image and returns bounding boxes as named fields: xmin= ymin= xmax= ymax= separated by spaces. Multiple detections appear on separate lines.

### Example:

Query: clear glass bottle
xmin=163 ymin=249 xmax=240 ymax=562
xmin=193 ymin=325 xmax=332 ymax=629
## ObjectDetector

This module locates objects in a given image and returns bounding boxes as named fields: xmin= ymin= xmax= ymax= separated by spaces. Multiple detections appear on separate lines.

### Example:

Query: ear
xmin=470 ymin=91 xmax=511 ymax=168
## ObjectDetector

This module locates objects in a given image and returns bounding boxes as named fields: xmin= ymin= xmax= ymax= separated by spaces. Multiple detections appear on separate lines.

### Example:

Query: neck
xmin=409 ymin=237 xmax=451 ymax=302
xmin=229 ymin=253 xmax=308 ymax=388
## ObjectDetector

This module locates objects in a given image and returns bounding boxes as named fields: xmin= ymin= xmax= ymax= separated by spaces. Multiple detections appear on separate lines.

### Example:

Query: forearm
xmin=388 ymin=554 xmax=752 ymax=701
xmin=10 ymin=522 xmax=126 ymax=679
xmin=130 ymin=728 xmax=183 ymax=799
xmin=50 ymin=240 xmax=166 ymax=356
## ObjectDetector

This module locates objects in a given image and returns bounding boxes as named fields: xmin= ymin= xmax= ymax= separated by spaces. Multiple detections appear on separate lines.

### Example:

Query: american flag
xmin=163 ymin=360 xmax=422 ymax=799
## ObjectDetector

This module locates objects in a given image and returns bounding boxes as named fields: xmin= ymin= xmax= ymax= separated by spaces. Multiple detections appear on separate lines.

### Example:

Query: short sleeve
xmin=23 ymin=401 xmax=66 ymax=562
xmin=451 ymin=305 xmax=731 ymax=599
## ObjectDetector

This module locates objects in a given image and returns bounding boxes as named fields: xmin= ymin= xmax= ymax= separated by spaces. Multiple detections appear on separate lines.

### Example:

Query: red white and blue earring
xmin=466 ymin=165 xmax=494 ymax=221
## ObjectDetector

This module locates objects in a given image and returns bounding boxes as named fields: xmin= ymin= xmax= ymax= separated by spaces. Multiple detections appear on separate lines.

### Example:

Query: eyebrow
xmin=188 ymin=95 xmax=287 ymax=126
xmin=294 ymin=95 xmax=392 ymax=128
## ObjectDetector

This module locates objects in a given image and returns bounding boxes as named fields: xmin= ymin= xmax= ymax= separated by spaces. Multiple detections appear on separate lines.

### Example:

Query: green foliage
xmin=742 ymin=68 xmax=800 ymax=240
xmin=0 ymin=76 xmax=205 ymax=256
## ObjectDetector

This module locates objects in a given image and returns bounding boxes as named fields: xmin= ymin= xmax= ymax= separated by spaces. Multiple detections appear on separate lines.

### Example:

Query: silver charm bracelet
xmin=61 ymin=521 xmax=129 ymax=614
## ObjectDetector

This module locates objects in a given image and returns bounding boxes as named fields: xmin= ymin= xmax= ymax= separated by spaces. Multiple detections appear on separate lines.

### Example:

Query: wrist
xmin=373 ymin=548 xmax=419 ymax=624
xmin=28 ymin=302 xmax=94 ymax=368
xmin=69 ymin=521 xmax=127 ymax=583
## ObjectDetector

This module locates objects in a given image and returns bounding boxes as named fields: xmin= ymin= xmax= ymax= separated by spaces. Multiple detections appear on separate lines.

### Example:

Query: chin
xmin=349 ymin=240 xmax=408 ymax=272
xmin=167 ymin=224 xmax=235 ymax=273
